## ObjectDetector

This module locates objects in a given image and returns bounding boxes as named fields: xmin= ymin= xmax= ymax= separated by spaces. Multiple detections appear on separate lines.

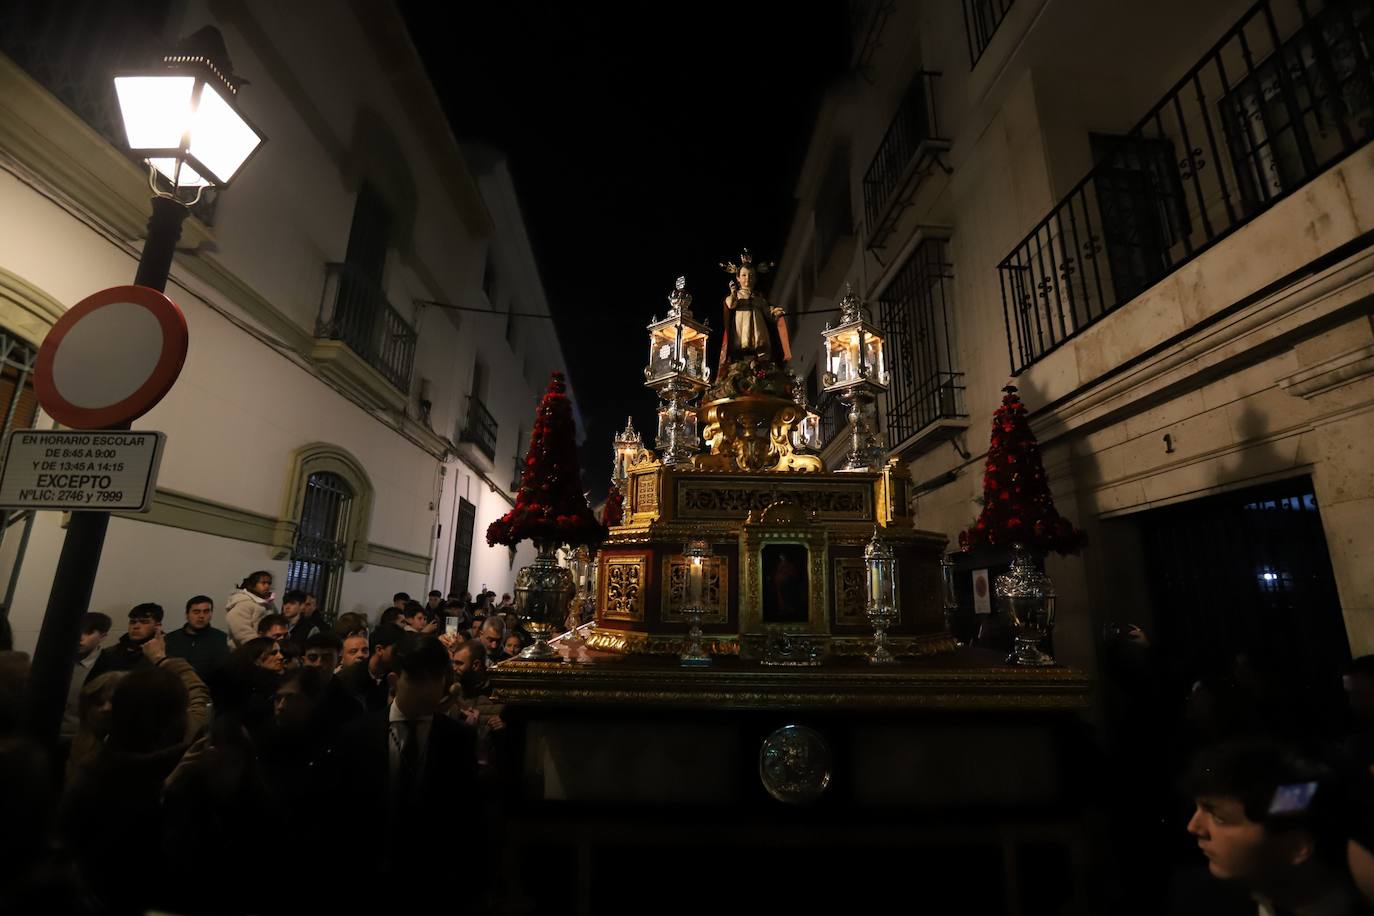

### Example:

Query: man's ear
xmin=387 ymin=671 xmax=399 ymax=690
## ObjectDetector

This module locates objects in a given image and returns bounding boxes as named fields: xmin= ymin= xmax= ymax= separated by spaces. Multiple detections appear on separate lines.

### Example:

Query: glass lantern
xmin=645 ymin=277 xmax=711 ymax=386
xmin=863 ymin=528 xmax=898 ymax=664
xmin=657 ymin=403 xmax=698 ymax=448
xmin=821 ymin=282 xmax=887 ymax=393
xmin=679 ymin=538 xmax=713 ymax=667
xmin=114 ymin=26 xmax=264 ymax=194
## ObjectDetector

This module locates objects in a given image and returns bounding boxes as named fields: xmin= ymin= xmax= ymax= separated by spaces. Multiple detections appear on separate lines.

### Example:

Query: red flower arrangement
xmin=958 ymin=384 xmax=1085 ymax=555
xmin=486 ymin=372 xmax=608 ymax=548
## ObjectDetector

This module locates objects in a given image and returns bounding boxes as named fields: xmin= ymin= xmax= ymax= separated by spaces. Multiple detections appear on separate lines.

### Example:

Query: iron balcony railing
xmin=862 ymin=70 xmax=949 ymax=247
xmin=997 ymin=0 xmax=1374 ymax=375
xmin=963 ymin=0 xmax=1016 ymax=68
xmin=316 ymin=262 xmax=416 ymax=393
xmin=460 ymin=395 xmax=499 ymax=463
xmin=818 ymin=389 xmax=851 ymax=448
xmin=878 ymin=238 xmax=969 ymax=450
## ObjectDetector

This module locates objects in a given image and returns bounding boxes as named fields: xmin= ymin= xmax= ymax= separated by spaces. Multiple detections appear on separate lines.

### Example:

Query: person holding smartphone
xmin=89 ymin=603 xmax=166 ymax=677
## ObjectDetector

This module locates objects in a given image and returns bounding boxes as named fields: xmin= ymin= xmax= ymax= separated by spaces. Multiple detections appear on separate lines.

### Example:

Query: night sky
xmin=402 ymin=1 xmax=848 ymax=501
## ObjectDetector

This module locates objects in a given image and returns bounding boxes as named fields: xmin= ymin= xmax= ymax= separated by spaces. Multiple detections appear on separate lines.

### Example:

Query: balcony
xmin=962 ymin=0 xmax=1016 ymax=69
xmin=862 ymin=70 xmax=951 ymax=250
xmin=313 ymin=263 xmax=416 ymax=410
xmin=997 ymin=0 xmax=1374 ymax=375
xmin=458 ymin=395 xmax=499 ymax=467
xmin=877 ymin=236 xmax=970 ymax=456
xmin=817 ymin=388 xmax=853 ymax=454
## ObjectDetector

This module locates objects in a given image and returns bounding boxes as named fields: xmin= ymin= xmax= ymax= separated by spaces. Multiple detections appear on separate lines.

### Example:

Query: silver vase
xmin=994 ymin=544 xmax=1056 ymax=667
xmin=513 ymin=538 xmax=574 ymax=660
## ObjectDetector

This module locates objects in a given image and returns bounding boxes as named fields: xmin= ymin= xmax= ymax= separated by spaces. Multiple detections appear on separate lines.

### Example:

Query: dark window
xmin=449 ymin=498 xmax=477 ymax=597
xmin=878 ymin=238 xmax=966 ymax=450
xmin=511 ymin=425 xmax=526 ymax=492
xmin=1222 ymin=4 xmax=1374 ymax=213
xmin=317 ymin=183 xmax=415 ymax=392
xmin=962 ymin=0 xmax=1016 ymax=68
xmin=286 ymin=472 xmax=353 ymax=619
xmin=1091 ymin=134 xmax=1191 ymax=305
xmin=862 ymin=71 xmax=946 ymax=249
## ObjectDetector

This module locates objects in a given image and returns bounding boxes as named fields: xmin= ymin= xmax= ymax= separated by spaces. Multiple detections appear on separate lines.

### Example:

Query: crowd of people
xmin=0 ymin=571 xmax=1373 ymax=913
xmin=0 ymin=571 xmax=530 ymax=915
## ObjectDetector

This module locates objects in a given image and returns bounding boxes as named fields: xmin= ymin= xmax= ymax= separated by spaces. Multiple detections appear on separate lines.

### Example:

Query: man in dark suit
xmin=327 ymin=634 xmax=477 ymax=881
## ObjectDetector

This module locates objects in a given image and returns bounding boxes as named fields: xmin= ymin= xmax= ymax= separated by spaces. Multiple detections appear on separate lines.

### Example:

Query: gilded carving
xmin=832 ymin=558 xmax=868 ymax=626
xmin=678 ymin=482 xmax=870 ymax=519
xmin=831 ymin=557 xmax=900 ymax=626
xmin=661 ymin=555 xmax=729 ymax=623
xmin=634 ymin=474 xmax=659 ymax=515
xmin=601 ymin=556 xmax=647 ymax=621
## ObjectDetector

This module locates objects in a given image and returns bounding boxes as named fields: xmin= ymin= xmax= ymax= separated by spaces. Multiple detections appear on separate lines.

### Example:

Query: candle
xmin=687 ymin=556 xmax=704 ymax=608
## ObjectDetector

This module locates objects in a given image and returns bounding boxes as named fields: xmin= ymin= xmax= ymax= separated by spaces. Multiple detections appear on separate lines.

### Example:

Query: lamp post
xmin=20 ymin=27 xmax=263 ymax=749
xmin=821 ymin=282 xmax=888 ymax=472
xmin=645 ymin=277 xmax=710 ymax=466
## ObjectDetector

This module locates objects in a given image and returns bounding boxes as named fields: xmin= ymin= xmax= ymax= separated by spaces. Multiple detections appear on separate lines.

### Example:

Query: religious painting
xmin=761 ymin=543 xmax=810 ymax=624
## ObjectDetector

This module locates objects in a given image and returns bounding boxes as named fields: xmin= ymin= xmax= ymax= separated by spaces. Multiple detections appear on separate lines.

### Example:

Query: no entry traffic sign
xmin=34 ymin=285 xmax=188 ymax=429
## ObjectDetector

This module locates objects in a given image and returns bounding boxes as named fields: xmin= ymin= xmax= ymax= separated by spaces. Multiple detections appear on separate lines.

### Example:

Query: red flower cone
xmin=959 ymin=385 xmax=1084 ymax=555
xmin=486 ymin=372 xmax=607 ymax=548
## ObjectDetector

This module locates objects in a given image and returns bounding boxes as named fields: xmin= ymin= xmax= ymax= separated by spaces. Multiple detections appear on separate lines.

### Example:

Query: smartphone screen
xmin=1269 ymin=781 xmax=1318 ymax=815
xmin=445 ymin=616 xmax=460 ymax=637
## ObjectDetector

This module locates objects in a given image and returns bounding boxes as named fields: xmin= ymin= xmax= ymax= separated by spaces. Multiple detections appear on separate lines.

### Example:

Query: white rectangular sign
xmin=972 ymin=568 xmax=992 ymax=615
xmin=0 ymin=430 xmax=164 ymax=512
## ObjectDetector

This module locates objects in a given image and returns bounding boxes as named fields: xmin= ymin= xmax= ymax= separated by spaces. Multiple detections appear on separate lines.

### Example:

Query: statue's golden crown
xmin=720 ymin=248 xmax=775 ymax=276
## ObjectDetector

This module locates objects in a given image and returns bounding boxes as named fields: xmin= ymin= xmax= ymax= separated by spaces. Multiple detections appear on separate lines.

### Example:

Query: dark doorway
xmin=450 ymin=497 xmax=476 ymax=598
xmin=1139 ymin=476 xmax=1350 ymax=730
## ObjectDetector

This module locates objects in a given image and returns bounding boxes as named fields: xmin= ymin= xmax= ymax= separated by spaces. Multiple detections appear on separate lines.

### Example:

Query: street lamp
xmin=113 ymin=25 xmax=264 ymax=293
xmin=821 ymin=282 xmax=888 ymax=472
xmin=21 ymin=27 xmax=264 ymax=749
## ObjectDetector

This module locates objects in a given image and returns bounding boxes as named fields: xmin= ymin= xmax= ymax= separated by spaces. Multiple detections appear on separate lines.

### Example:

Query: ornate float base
xmin=597 ymin=446 xmax=952 ymax=662
xmin=696 ymin=393 xmax=822 ymax=473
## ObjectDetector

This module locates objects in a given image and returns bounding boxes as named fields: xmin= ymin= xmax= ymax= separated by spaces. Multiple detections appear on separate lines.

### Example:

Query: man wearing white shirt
xmin=329 ymin=634 xmax=476 ymax=877
xmin=62 ymin=612 xmax=111 ymax=741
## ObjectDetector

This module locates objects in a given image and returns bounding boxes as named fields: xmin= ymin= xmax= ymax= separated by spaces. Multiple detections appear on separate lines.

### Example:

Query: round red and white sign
xmin=34 ymin=285 xmax=188 ymax=429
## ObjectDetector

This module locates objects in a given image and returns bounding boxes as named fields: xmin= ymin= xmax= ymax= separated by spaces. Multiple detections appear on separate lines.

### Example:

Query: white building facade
xmin=0 ymin=0 xmax=575 ymax=649
xmin=776 ymin=0 xmax=1374 ymax=684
